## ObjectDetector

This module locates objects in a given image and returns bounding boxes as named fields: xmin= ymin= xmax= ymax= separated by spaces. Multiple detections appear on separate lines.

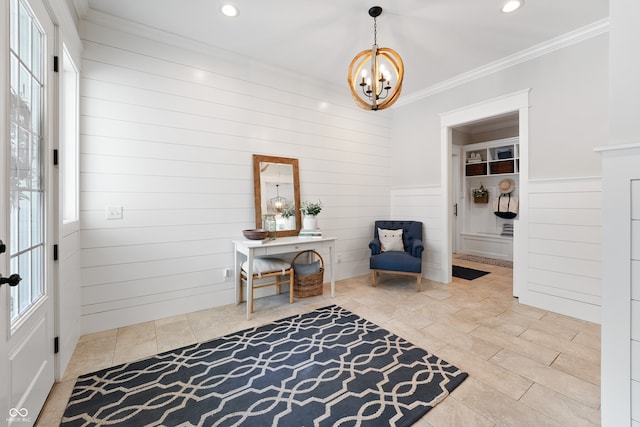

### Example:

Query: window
xmin=9 ymin=0 xmax=46 ymax=322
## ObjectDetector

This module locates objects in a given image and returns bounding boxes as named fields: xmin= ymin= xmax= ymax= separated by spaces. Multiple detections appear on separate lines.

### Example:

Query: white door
xmin=2 ymin=0 xmax=56 ymax=424
xmin=451 ymin=145 xmax=463 ymax=254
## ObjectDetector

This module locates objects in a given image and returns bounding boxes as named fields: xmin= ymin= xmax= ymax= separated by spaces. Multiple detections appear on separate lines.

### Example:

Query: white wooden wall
xmin=388 ymin=179 xmax=603 ymax=322
xmin=521 ymin=177 xmax=602 ymax=323
xmin=390 ymin=186 xmax=443 ymax=282
xmin=78 ymin=17 xmax=392 ymax=333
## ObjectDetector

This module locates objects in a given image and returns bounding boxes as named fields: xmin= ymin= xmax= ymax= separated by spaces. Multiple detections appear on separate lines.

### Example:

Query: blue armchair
xmin=369 ymin=220 xmax=424 ymax=290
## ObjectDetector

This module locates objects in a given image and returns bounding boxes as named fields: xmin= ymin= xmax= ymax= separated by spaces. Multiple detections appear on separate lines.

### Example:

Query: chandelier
xmin=347 ymin=6 xmax=404 ymax=111
xmin=270 ymin=184 xmax=286 ymax=213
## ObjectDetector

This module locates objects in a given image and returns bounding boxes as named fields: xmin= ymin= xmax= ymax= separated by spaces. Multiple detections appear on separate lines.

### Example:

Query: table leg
xmin=246 ymin=254 xmax=253 ymax=320
xmin=329 ymin=243 xmax=335 ymax=297
xmin=233 ymin=246 xmax=241 ymax=305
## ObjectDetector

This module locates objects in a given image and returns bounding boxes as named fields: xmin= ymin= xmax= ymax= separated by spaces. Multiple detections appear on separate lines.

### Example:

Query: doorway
xmin=439 ymin=90 xmax=530 ymax=297
xmin=2 ymin=0 xmax=56 ymax=421
xmin=452 ymin=113 xmax=519 ymax=263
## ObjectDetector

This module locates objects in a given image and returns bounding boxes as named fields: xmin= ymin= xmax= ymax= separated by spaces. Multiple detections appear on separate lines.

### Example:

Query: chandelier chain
xmin=373 ymin=17 xmax=377 ymax=45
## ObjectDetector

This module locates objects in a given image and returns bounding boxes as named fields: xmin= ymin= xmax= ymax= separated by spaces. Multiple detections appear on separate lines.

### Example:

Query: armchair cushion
xmin=378 ymin=228 xmax=404 ymax=252
xmin=370 ymin=251 xmax=422 ymax=273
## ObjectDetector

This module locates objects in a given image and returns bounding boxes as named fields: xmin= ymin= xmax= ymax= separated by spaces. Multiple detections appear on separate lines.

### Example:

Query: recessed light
xmin=502 ymin=0 xmax=524 ymax=13
xmin=221 ymin=4 xmax=239 ymax=17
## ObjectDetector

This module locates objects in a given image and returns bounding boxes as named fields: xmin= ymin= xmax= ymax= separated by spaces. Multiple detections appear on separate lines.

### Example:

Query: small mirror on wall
xmin=252 ymin=154 xmax=301 ymax=237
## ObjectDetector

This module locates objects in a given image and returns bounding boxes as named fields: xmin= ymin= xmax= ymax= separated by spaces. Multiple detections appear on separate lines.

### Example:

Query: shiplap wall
xmin=78 ymin=17 xmax=391 ymax=333
xmin=522 ymin=177 xmax=602 ymax=323
xmin=390 ymin=186 xmax=443 ymax=282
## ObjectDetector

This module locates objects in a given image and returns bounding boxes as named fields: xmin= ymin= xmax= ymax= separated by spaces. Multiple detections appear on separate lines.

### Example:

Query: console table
xmin=232 ymin=236 xmax=336 ymax=319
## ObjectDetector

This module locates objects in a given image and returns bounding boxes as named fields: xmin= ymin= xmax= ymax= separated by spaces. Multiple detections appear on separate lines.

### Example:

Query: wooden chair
xmin=239 ymin=258 xmax=294 ymax=313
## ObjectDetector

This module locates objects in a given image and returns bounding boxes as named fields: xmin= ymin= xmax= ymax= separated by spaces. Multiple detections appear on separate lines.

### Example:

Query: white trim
xmin=594 ymin=141 xmax=640 ymax=152
xmin=398 ymin=19 xmax=609 ymax=107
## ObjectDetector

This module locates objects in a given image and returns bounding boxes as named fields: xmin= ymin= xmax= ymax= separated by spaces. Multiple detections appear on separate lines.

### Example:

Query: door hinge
xmin=53 ymin=244 xmax=59 ymax=261
xmin=53 ymin=149 xmax=59 ymax=166
xmin=54 ymin=336 xmax=59 ymax=354
xmin=53 ymin=56 xmax=59 ymax=72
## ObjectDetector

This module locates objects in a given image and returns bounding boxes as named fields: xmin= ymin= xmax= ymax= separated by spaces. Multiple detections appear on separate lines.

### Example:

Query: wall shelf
xmin=464 ymin=137 xmax=519 ymax=177
xmin=459 ymin=137 xmax=519 ymax=261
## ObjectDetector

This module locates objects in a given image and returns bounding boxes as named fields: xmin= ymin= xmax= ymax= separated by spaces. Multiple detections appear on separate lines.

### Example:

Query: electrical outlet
xmin=223 ymin=268 xmax=232 ymax=279
xmin=105 ymin=206 xmax=123 ymax=220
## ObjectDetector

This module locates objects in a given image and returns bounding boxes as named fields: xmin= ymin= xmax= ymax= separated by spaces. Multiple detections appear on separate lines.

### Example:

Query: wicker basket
xmin=292 ymin=250 xmax=324 ymax=298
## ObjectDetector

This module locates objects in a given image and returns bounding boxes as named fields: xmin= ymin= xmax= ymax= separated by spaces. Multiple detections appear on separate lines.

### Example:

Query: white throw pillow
xmin=242 ymin=258 xmax=291 ymax=277
xmin=378 ymin=228 xmax=404 ymax=252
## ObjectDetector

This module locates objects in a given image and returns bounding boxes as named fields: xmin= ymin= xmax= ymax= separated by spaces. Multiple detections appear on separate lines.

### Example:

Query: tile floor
xmin=36 ymin=257 xmax=601 ymax=426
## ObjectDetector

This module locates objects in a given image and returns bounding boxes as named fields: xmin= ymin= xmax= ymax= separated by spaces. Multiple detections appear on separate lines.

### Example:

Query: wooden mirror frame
xmin=252 ymin=154 xmax=301 ymax=237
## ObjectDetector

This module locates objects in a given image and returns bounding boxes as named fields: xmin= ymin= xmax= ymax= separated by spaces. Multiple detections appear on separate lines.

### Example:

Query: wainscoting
xmin=520 ymin=177 xmax=602 ymax=323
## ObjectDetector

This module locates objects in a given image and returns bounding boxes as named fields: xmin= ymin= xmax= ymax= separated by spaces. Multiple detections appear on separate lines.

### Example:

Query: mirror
xmin=253 ymin=154 xmax=301 ymax=237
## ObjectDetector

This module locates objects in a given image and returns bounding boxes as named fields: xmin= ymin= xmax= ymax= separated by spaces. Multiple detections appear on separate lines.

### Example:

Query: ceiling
xmin=80 ymin=0 xmax=608 ymax=98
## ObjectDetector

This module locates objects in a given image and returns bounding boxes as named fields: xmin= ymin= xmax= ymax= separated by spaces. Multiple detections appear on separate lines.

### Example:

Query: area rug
xmin=453 ymin=265 xmax=490 ymax=280
xmin=61 ymin=305 xmax=468 ymax=427
xmin=456 ymin=254 xmax=513 ymax=268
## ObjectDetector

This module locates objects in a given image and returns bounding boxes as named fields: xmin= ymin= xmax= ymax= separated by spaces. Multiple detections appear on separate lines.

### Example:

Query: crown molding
xmin=396 ymin=18 xmax=610 ymax=108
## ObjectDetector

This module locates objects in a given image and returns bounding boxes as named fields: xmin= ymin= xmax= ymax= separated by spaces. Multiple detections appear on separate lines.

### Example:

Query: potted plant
xmin=281 ymin=204 xmax=296 ymax=229
xmin=300 ymin=200 xmax=322 ymax=230
xmin=281 ymin=204 xmax=296 ymax=218
xmin=472 ymin=185 xmax=489 ymax=203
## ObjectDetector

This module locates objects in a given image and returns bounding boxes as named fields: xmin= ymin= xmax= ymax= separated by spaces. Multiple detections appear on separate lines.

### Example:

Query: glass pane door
xmin=9 ymin=0 xmax=45 ymax=324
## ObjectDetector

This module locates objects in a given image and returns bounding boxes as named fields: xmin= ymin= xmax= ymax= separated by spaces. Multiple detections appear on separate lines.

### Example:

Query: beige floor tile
xmin=551 ymin=352 xmax=601 ymax=386
xmin=497 ymin=310 xmax=577 ymax=341
xmin=424 ymin=322 xmax=502 ymax=360
xmin=379 ymin=318 xmax=448 ymax=353
xmin=115 ymin=321 xmax=156 ymax=347
xmin=112 ymin=336 xmax=158 ymax=366
xmin=572 ymin=328 xmax=602 ymax=350
xmin=451 ymin=377 xmax=563 ymax=426
xmin=471 ymin=325 xmax=560 ymax=366
xmin=520 ymin=383 xmax=601 ymax=426
xmin=519 ymin=327 xmax=600 ymax=365
xmin=437 ymin=344 xmax=533 ymax=400
xmin=37 ymin=270 xmax=602 ymax=426
xmin=455 ymin=307 xmax=527 ymax=336
xmin=62 ymin=335 xmax=116 ymax=381
xmin=490 ymin=349 xmax=600 ymax=409
xmin=156 ymin=318 xmax=197 ymax=353
xmin=424 ymin=393 xmax=495 ymax=427
xmin=77 ymin=328 xmax=117 ymax=343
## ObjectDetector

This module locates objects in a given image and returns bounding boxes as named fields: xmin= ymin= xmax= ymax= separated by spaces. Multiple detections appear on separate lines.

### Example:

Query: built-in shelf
xmin=458 ymin=137 xmax=519 ymax=261
xmin=464 ymin=137 xmax=519 ymax=177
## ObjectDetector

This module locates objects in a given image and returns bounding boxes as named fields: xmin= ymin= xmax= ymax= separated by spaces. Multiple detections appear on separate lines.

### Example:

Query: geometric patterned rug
xmin=60 ymin=305 xmax=468 ymax=426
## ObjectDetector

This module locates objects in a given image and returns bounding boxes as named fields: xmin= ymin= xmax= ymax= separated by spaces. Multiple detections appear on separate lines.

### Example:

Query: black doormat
xmin=61 ymin=305 xmax=468 ymax=427
xmin=453 ymin=265 xmax=490 ymax=280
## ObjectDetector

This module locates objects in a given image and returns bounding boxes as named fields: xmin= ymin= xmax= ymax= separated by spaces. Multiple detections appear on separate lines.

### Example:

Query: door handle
xmin=453 ymin=203 xmax=458 ymax=216
xmin=0 ymin=274 xmax=22 ymax=287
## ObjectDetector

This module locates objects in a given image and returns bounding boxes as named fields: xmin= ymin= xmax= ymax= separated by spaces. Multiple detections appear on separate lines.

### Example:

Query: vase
xmin=303 ymin=215 xmax=318 ymax=230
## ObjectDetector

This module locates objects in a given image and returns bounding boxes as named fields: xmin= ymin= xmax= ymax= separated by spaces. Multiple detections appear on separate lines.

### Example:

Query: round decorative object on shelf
xmin=242 ymin=229 xmax=269 ymax=240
